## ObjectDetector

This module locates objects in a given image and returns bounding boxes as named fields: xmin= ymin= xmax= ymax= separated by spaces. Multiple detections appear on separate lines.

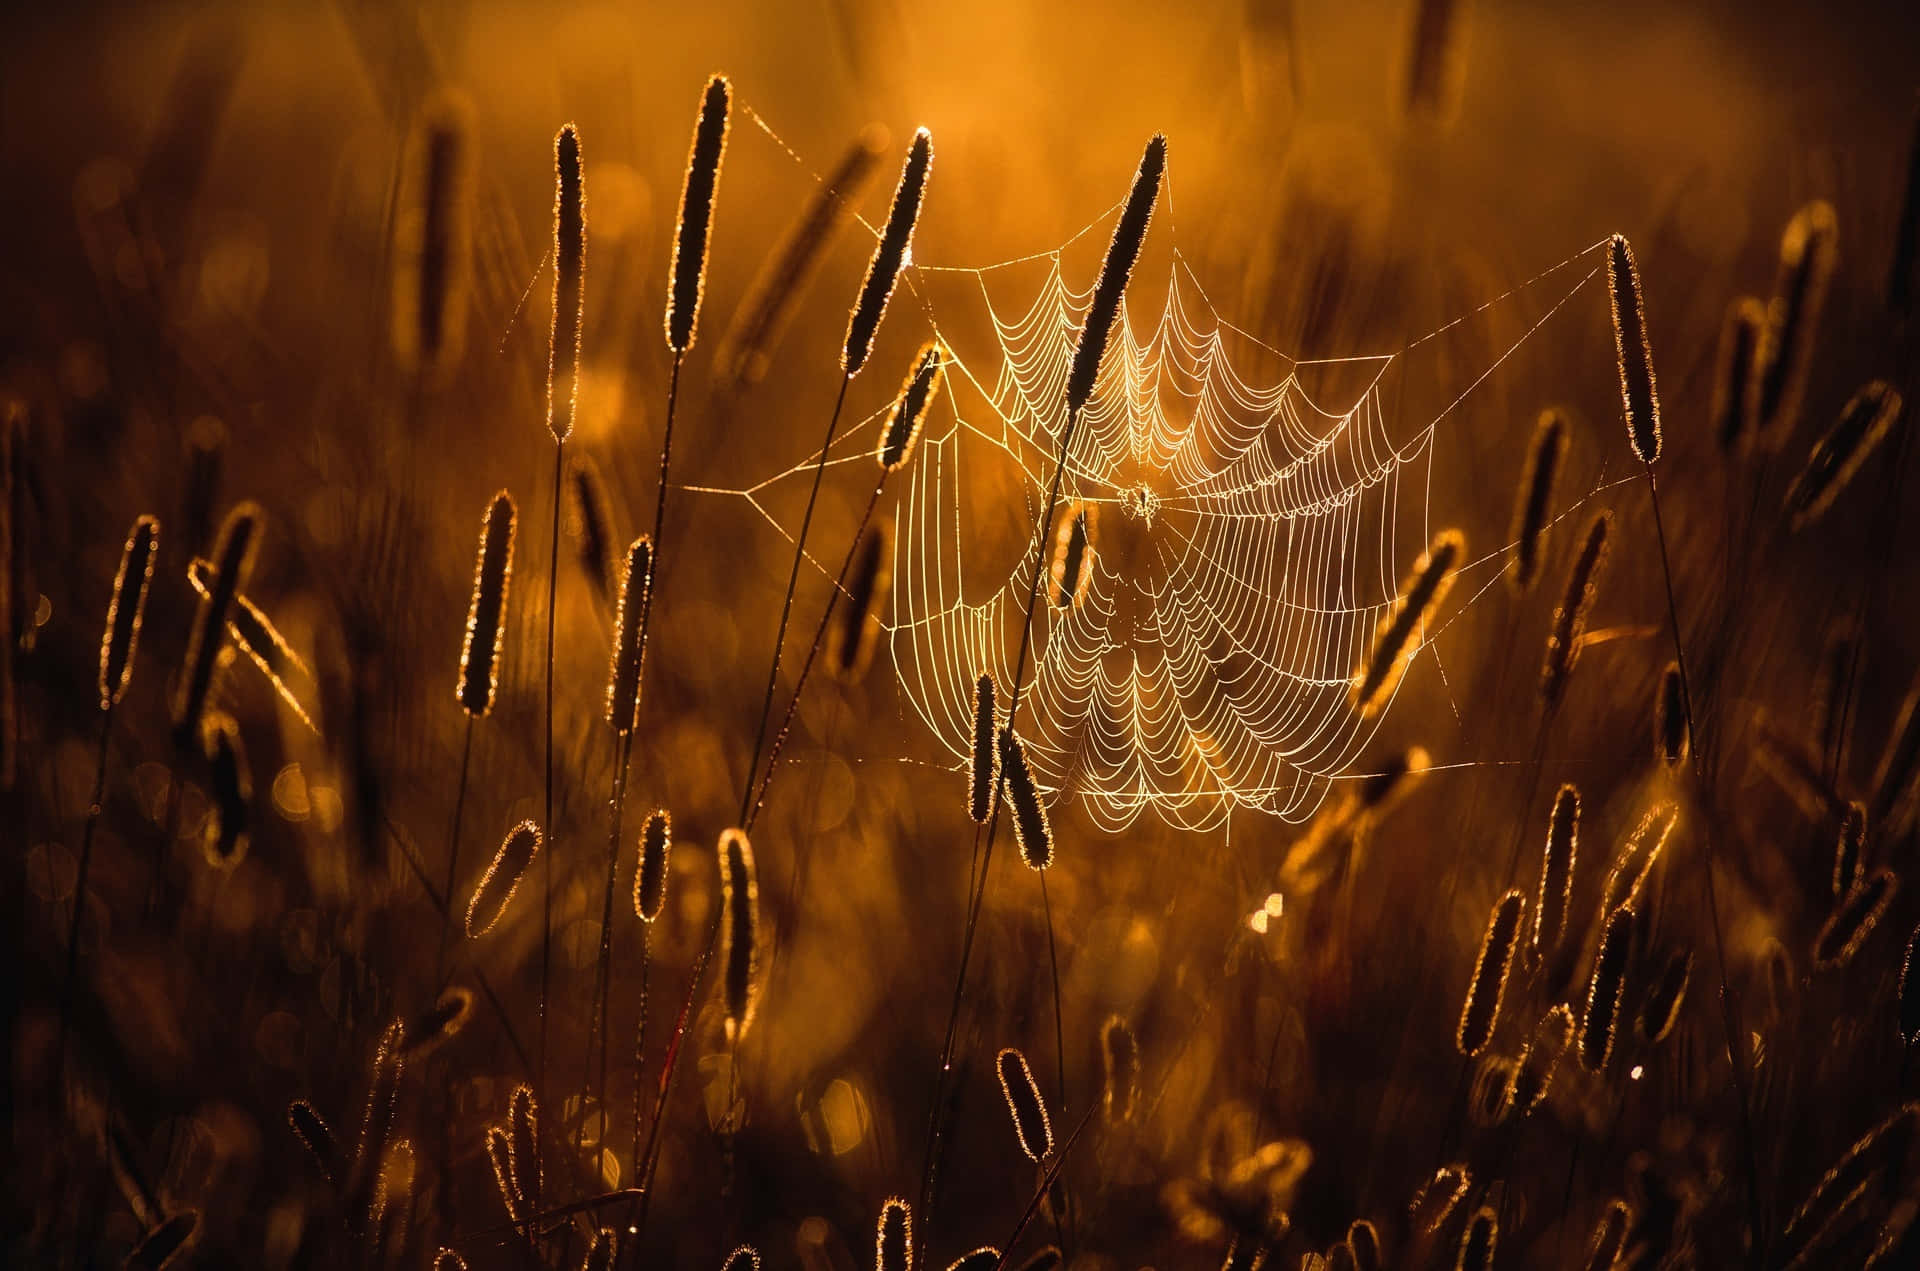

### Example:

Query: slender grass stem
xmin=539 ymin=436 xmax=564 ymax=1222
xmin=432 ymin=716 xmax=476 ymax=994
xmin=55 ymin=703 xmax=115 ymax=1098
xmin=586 ymin=731 xmax=632 ymax=1141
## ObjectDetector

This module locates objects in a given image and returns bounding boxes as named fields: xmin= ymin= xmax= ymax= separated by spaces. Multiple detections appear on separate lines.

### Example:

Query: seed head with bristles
xmin=1050 ymin=503 xmax=1096 ymax=609
xmin=945 ymin=1250 xmax=999 ymax=1271
xmin=466 ymin=820 xmax=543 ymax=937
xmin=1583 ymin=1201 xmax=1633 ymax=1271
xmin=174 ymin=501 xmax=262 ymax=744
xmin=289 ymin=1099 xmax=344 ymax=1184
xmin=1457 ymin=890 xmax=1524 ymax=1056
xmin=827 ymin=517 xmax=892 ymax=682
xmin=1608 ymin=234 xmax=1661 ymax=464
xmin=969 ymin=671 xmax=999 ymax=823
xmin=187 ymin=557 xmax=315 ymax=731
xmin=1712 ymin=296 xmax=1765 ymax=452
xmin=1815 ymin=870 xmax=1897 ymax=970
xmin=458 ymin=492 xmax=516 ymax=718
xmin=1541 ymin=511 xmax=1610 ymax=708
xmin=722 ymin=1248 xmax=761 ymax=1271
xmin=667 ymin=75 xmax=731 ymax=353
xmin=1409 ymin=1165 xmax=1470 ymax=1234
xmin=1834 ymin=801 xmax=1867 ymax=896
xmin=1582 ymin=904 xmax=1634 ymax=1072
xmin=1534 ymin=784 xmax=1580 ymax=964
xmin=1785 ymin=380 xmax=1904 ymax=530
xmin=1655 ymin=662 xmax=1687 ymax=768
xmin=392 ymin=97 xmax=472 ymax=379
xmin=507 ymin=1084 xmax=539 ymax=1217
xmin=1900 ymin=922 xmax=1920 ymax=1048
xmin=403 ymin=986 xmax=474 ymax=1059
xmin=1351 ymin=528 xmax=1463 ymax=717
xmin=547 ymin=123 xmax=585 ymax=443
xmin=1457 ymin=1206 xmax=1497 ymax=1271
xmin=843 ymin=129 xmax=932 ymax=377
xmin=199 ymin=711 xmax=251 ymax=867
xmin=1068 ymin=134 xmax=1166 ymax=414
xmin=1602 ymin=801 xmax=1679 ymax=916
xmin=999 ymin=725 xmax=1052 ymax=868
xmin=635 ymin=809 xmax=671 ymax=922
xmin=876 ymin=1196 xmax=912 ymax=1271
xmin=1508 ymin=409 xmax=1565 ymax=592
xmin=565 ymin=452 xmax=618 ymax=604
xmin=1511 ymin=1004 xmax=1574 ymax=1116
xmin=996 ymin=1046 xmax=1054 ymax=1160
xmin=487 ymin=1126 xmax=520 ymax=1221
xmin=879 ymin=342 xmax=944 ymax=472
xmin=720 ymin=827 xmax=760 ymax=1043
xmin=604 ymin=534 xmax=653 ymax=734
xmin=127 ymin=1212 xmax=198 ymax=1269
xmin=1345 ymin=1220 xmax=1382 ymax=1271
xmin=1756 ymin=201 xmax=1839 ymax=448
xmin=99 ymin=514 xmax=159 ymax=710
xmin=1637 ymin=949 xmax=1692 ymax=1044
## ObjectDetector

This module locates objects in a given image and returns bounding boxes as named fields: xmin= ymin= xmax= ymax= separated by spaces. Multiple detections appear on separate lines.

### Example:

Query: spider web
xmin=692 ymin=107 xmax=1618 ymax=834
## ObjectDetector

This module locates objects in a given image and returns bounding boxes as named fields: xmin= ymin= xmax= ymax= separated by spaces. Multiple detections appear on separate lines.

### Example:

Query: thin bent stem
xmin=744 ymin=475 xmax=885 ymax=831
xmin=539 ymin=436 xmax=564 ymax=1218
xmin=56 ymin=704 xmax=115 ymax=1097
xmin=1645 ymin=464 xmax=1764 ymax=1265
xmin=587 ymin=731 xmax=633 ymax=1138
xmin=433 ymin=716 xmax=476 ymax=993
xmin=740 ymin=373 xmax=854 ymax=825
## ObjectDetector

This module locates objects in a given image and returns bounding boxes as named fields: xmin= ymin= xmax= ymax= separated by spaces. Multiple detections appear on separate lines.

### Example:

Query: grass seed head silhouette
xmin=1582 ymin=904 xmax=1634 ymax=1072
xmin=289 ymin=1100 xmax=343 ymax=1185
xmin=127 ymin=1212 xmax=198 ymax=1270
xmin=604 ymin=534 xmax=654 ymax=734
xmin=1815 ymin=870 xmax=1897 ymax=970
xmin=1637 ymin=948 xmax=1691 ymax=1044
xmin=1834 ymin=801 xmax=1867 ymax=896
xmin=722 ymin=1247 xmax=761 ymax=1271
xmin=879 ymin=341 xmax=944 ymax=472
xmin=667 ymin=74 xmax=731 ymax=353
xmin=458 ymin=492 xmax=516 ymax=718
xmin=1583 ymin=1201 xmax=1633 ymax=1271
xmin=969 ymin=671 xmax=999 ymax=824
xmin=1457 ymin=1205 xmax=1497 ymax=1271
xmin=828 ymin=517 xmax=892 ymax=682
xmin=1509 ymin=409 xmax=1565 ymax=592
xmin=188 ymin=556 xmax=314 ymax=730
xmin=1068 ymin=134 xmax=1166 ymax=414
xmin=566 ymin=452 xmax=617 ymax=604
xmin=358 ymin=1020 xmax=407 ymax=1185
xmin=99 ymin=514 xmax=159 ymax=710
xmin=486 ymin=1126 xmax=520 ymax=1221
xmin=198 ymin=710 xmax=251 ymax=866
xmin=1345 ymin=1220 xmax=1382 ymax=1271
xmin=585 ymin=1227 xmax=616 ymax=1271
xmin=1051 ymin=502 xmax=1096 ymax=609
xmin=1602 ymin=801 xmax=1678 ymax=916
xmin=1409 ymin=1165 xmax=1470 ymax=1234
xmin=1351 ymin=528 xmax=1463 ymax=717
xmin=507 ymin=1084 xmax=539 ymax=1217
xmin=721 ymin=827 xmax=760 ymax=1043
xmin=434 ymin=1250 xmax=467 ymax=1271
xmin=1511 ymin=1003 xmax=1575 ymax=1116
xmin=945 ymin=1249 xmax=999 ymax=1271
xmin=403 ymin=986 xmax=474 ymax=1059
xmin=466 ymin=820 xmax=543 ymax=937
xmin=1756 ymin=200 xmax=1839 ymax=448
xmin=1457 ymin=890 xmax=1524 ymax=1056
xmin=1712 ymin=296 xmax=1765 ymax=451
xmin=843 ymin=129 xmax=931 ymax=376
xmin=1655 ymin=662 xmax=1687 ymax=767
xmin=173 ymin=501 xmax=262 ymax=744
xmin=393 ymin=97 xmax=471 ymax=378
xmin=876 ymin=1196 xmax=912 ymax=1271
xmin=1534 ymin=784 xmax=1580 ymax=963
xmin=1541 ymin=511 xmax=1610 ymax=707
xmin=1900 ymin=922 xmax=1920 ymax=1047
xmin=1785 ymin=380 xmax=1904 ymax=530
xmin=999 ymin=725 xmax=1052 ymax=868
xmin=635 ymin=809 xmax=671 ymax=922
xmin=996 ymin=1046 xmax=1054 ymax=1160
xmin=1608 ymin=234 xmax=1661 ymax=464
xmin=547 ymin=122 xmax=585 ymax=443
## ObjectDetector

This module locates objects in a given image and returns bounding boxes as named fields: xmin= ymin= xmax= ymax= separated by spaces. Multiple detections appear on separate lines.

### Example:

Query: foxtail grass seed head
xmin=1357 ymin=745 xmax=1431 ymax=812
xmin=720 ymin=827 xmax=760 ymax=1043
xmin=1457 ymin=1206 xmax=1497 ymax=1271
xmin=879 ymin=341 xmax=943 ymax=471
xmin=635 ymin=809 xmax=671 ymax=922
xmin=127 ymin=1212 xmax=198 ymax=1270
xmin=1785 ymin=380 xmax=1904 ymax=530
xmin=1410 ymin=1165 xmax=1470 ymax=1234
xmin=1468 ymin=1054 xmax=1516 ymax=1126
xmin=945 ymin=1250 xmax=999 ymax=1271
xmin=1068 ymin=134 xmax=1166 ymax=413
xmin=507 ymin=1084 xmax=539 ymax=1216
xmin=99 ymin=514 xmax=158 ymax=710
xmin=359 ymin=1019 xmax=406 ymax=1172
xmin=1637 ymin=949 xmax=1691 ymax=1044
xmin=1051 ymin=503 xmax=1096 ymax=608
xmin=289 ymin=1100 xmax=344 ymax=1184
xmin=458 ymin=492 xmax=517 ymax=718
xmin=436 ymin=1251 xmax=468 ymax=1271
xmin=969 ymin=671 xmax=999 ymax=823
xmin=828 ymin=517 xmax=893 ymax=682
xmin=996 ymin=1046 xmax=1054 ymax=1160
xmin=1541 ymin=512 xmax=1610 ymax=707
xmin=1225 ymin=1238 xmax=1271 ymax=1271
xmin=1835 ymin=801 xmax=1867 ymax=896
xmin=666 ymin=75 xmax=731 ymax=353
xmin=720 ymin=125 xmax=888 ymax=387
xmin=722 ymin=1248 xmax=761 ymax=1271
xmin=1102 ymin=1013 xmax=1139 ymax=1123
xmin=1532 ymin=784 xmax=1580 ymax=966
xmin=466 ymin=820 xmax=543 ymax=937
xmin=843 ymin=129 xmax=932 ymax=377
xmin=1901 ymin=923 xmax=1920 ymax=1047
xmin=1511 ymin=1004 xmax=1575 ymax=1116
xmin=999 ymin=726 xmax=1052 ymax=868
xmin=199 ymin=711 xmax=251 ymax=867
xmin=1783 ymin=1103 xmax=1920 ymax=1258
xmin=1602 ymin=801 xmax=1678 ymax=918
xmin=1457 ymin=890 xmax=1524 ymax=1056
xmin=173 ymin=501 xmax=262 ymax=743
xmin=1712 ymin=297 xmax=1765 ymax=452
xmin=876 ymin=1196 xmax=912 ymax=1271
xmin=566 ymin=453 xmax=617 ymax=604
xmin=403 ymin=986 xmax=473 ymax=1059
xmin=188 ymin=557 xmax=314 ymax=731
xmin=1346 ymin=1220 xmax=1382 ymax=1271
xmin=1402 ymin=0 xmax=1466 ymax=119
xmin=1815 ymin=870 xmax=1897 ymax=970
xmin=1582 ymin=904 xmax=1634 ymax=1072
xmin=1508 ymin=409 xmax=1565 ymax=592
xmin=1326 ymin=1242 xmax=1358 ymax=1271
xmin=1654 ymin=662 xmax=1687 ymax=767
xmin=393 ymin=99 xmax=471 ymax=378
xmin=1757 ymin=201 xmax=1839 ymax=447
xmin=1351 ymin=529 xmax=1463 ymax=717
xmin=604 ymin=534 xmax=654 ymax=734
xmin=584 ymin=1228 xmax=616 ymax=1271
xmin=487 ymin=1126 xmax=521 ymax=1221
xmin=1584 ymin=1201 xmax=1633 ymax=1271
xmin=1608 ymin=234 xmax=1661 ymax=464
xmin=547 ymin=123 xmax=585 ymax=443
